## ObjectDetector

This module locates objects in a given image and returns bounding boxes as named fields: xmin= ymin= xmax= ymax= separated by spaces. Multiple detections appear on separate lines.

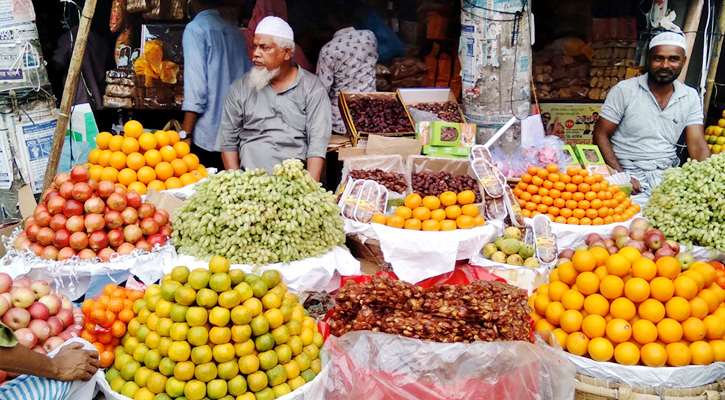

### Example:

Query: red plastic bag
xmin=416 ymin=264 xmax=505 ymax=288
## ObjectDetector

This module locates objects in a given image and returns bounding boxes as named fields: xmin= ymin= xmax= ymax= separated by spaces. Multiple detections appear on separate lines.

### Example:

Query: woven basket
xmin=575 ymin=373 xmax=725 ymax=400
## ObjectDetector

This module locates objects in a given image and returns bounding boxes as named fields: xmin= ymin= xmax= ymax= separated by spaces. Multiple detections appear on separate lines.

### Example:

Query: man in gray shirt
xmin=593 ymin=31 xmax=709 ymax=205
xmin=216 ymin=16 xmax=331 ymax=181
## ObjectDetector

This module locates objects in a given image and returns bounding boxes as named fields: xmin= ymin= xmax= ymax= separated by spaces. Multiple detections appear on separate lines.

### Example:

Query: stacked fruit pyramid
xmin=704 ymin=110 xmax=725 ymax=154
xmin=87 ymin=121 xmax=207 ymax=194
xmin=532 ymin=247 xmax=725 ymax=367
xmin=106 ymin=256 xmax=324 ymax=400
xmin=513 ymin=164 xmax=640 ymax=224
xmin=372 ymin=191 xmax=485 ymax=231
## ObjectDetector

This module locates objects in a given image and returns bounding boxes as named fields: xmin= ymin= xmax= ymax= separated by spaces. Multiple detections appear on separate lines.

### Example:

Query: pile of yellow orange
xmin=532 ymin=247 xmax=725 ymax=367
xmin=514 ymin=164 xmax=640 ymax=225
xmin=372 ymin=191 xmax=485 ymax=231
xmin=86 ymin=120 xmax=207 ymax=194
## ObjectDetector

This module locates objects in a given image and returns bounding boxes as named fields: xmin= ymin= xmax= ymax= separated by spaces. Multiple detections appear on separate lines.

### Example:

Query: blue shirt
xmin=182 ymin=9 xmax=251 ymax=151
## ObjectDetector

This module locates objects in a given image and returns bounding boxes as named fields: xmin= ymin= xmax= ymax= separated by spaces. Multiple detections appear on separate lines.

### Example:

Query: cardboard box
xmin=397 ymin=88 xmax=467 ymax=123
xmin=338 ymin=136 xmax=422 ymax=161
xmin=338 ymin=92 xmax=416 ymax=147
xmin=422 ymin=145 xmax=471 ymax=158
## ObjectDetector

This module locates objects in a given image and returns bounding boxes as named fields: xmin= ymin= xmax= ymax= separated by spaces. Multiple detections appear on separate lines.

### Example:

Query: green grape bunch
xmin=644 ymin=154 xmax=725 ymax=251
xmin=171 ymin=159 xmax=346 ymax=265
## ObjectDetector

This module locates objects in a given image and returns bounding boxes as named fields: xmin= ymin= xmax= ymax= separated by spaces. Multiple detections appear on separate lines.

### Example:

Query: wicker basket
xmin=575 ymin=373 xmax=725 ymax=400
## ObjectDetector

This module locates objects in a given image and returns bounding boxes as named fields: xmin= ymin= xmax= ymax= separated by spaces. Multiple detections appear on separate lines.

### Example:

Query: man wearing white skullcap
xmin=594 ymin=31 xmax=709 ymax=205
xmin=216 ymin=16 xmax=332 ymax=181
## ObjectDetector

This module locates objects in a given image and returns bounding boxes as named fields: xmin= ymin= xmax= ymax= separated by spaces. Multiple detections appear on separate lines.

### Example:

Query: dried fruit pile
xmin=347 ymin=98 xmax=413 ymax=133
xmin=412 ymin=171 xmax=482 ymax=203
xmin=329 ymin=276 xmax=533 ymax=343
xmin=349 ymin=169 xmax=407 ymax=194
xmin=408 ymin=101 xmax=463 ymax=123
xmin=532 ymin=247 xmax=725 ymax=366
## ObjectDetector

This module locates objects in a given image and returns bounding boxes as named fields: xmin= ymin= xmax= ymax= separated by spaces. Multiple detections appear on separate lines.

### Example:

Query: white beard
xmin=249 ymin=66 xmax=280 ymax=92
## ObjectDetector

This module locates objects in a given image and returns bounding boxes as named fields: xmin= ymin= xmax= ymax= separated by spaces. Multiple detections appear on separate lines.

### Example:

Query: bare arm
xmin=306 ymin=157 xmax=324 ymax=182
xmin=685 ymin=124 xmax=710 ymax=161
xmin=221 ymin=151 xmax=240 ymax=170
xmin=593 ymin=117 xmax=641 ymax=194
xmin=0 ymin=342 xmax=100 ymax=382
xmin=181 ymin=111 xmax=199 ymax=145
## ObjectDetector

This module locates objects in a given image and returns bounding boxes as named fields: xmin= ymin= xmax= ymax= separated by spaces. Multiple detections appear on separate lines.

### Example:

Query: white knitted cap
xmin=649 ymin=31 xmax=686 ymax=50
xmin=255 ymin=16 xmax=294 ymax=42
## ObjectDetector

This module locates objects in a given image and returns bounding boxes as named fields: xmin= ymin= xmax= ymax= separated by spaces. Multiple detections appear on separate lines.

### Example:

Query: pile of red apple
xmin=557 ymin=217 xmax=697 ymax=269
xmin=13 ymin=166 xmax=172 ymax=262
xmin=0 ymin=273 xmax=85 ymax=382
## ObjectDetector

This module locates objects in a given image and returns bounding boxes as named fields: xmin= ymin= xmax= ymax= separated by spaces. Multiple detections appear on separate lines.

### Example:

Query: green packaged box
xmin=422 ymin=145 xmax=471 ymax=158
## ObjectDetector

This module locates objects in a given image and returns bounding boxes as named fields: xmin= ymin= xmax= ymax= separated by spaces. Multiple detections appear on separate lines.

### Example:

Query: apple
xmin=59 ymin=295 xmax=73 ymax=312
xmin=616 ymin=236 xmax=630 ymax=249
xmin=589 ymin=241 xmax=606 ymax=249
xmin=11 ymin=287 xmax=35 ymax=308
xmin=62 ymin=199 xmax=84 ymax=217
xmin=30 ymin=280 xmax=51 ymax=300
xmin=28 ymin=319 xmax=51 ymax=341
xmin=14 ymin=328 xmax=37 ymax=348
xmin=607 ymin=246 xmax=620 ymax=255
xmin=629 ymin=228 xmax=645 ymax=241
xmin=624 ymin=240 xmax=646 ymax=253
xmin=89 ymin=231 xmax=109 ymax=252
xmin=70 ymin=165 xmax=90 ymax=183
xmin=585 ymin=233 xmax=603 ymax=246
xmin=58 ymin=331 xmax=74 ymax=341
xmin=38 ymin=294 xmax=61 ymax=316
xmin=604 ymin=239 xmax=616 ymax=248
xmin=644 ymin=229 xmax=665 ymax=251
xmin=665 ymin=240 xmax=681 ymax=254
xmin=32 ymin=345 xmax=48 ymax=355
xmin=43 ymin=336 xmax=65 ymax=353
xmin=676 ymin=252 xmax=695 ymax=270
xmin=14 ymin=278 xmax=31 ymax=288
xmin=49 ymin=214 xmax=68 ymax=231
xmin=107 ymin=193 xmax=127 ymax=212
xmin=71 ymin=182 xmax=92 ymax=202
xmin=0 ymin=273 xmax=12 ymax=294
xmin=56 ymin=309 xmax=74 ymax=328
xmin=126 ymin=191 xmax=143 ymax=209
xmin=73 ymin=312 xmax=85 ymax=326
xmin=654 ymin=247 xmax=676 ymax=260
xmin=556 ymin=258 xmax=570 ymax=266
xmin=2 ymin=307 xmax=31 ymax=329
xmin=46 ymin=317 xmax=63 ymax=337
xmin=559 ymin=249 xmax=575 ymax=260
xmin=27 ymin=302 xmax=50 ymax=321
xmin=630 ymin=217 xmax=650 ymax=232
xmin=0 ymin=296 xmax=9 ymax=318
xmin=105 ymin=211 xmax=123 ymax=229
xmin=59 ymin=181 xmax=74 ymax=200
xmin=611 ymin=226 xmax=630 ymax=240
xmin=97 ymin=180 xmax=116 ymax=198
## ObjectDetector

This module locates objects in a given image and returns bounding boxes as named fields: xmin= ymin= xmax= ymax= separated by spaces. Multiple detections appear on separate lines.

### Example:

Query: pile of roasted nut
xmin=348 ymin=98 xmax=413 ymax=133
xmin=412 ymin=171 xmax=482 ymax=202
xmin=328 ymin=276 xmax=533 ymax=343
xmin=408 ymin=101 xmax=463 ymax=123
xmin=349 ymin=169 xmax=408 ymax=194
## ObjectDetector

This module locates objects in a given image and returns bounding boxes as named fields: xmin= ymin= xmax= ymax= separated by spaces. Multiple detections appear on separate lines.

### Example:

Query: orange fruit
xmin=697 ymin=289 xmax=719 ymax=314
xmin=557 ymin=262 xmax=579 ymax=285
xmin=588 ymin=337 xmax=614 ymax=361
xmin=412 ymin=207 xmax=431 ymax=221
xmin=665 ymin=342 xmax=692 ymax=366
xmin=96 ymin=131 xmax=112 ymax=149
xmin=108 ymin=135 xmax=124 ymax=152
xmin=657 ymin=318 xmax=684 ymax=343
xmin=124 ymin=120 xmax=143 ymax=138
xmin=610 ymin=298 xmax=636 ymax=320
xmin=89 ymin=165 xmax=103 ymax=181
xmin=182 ymin=154 xmax=200 ymax=171
xmin=473 ymin=215 xmax=485 ymax=226
xmin=576 ymin=272 xmax=600 ymax=295
xmin=545 ymin=302 xmax=565 ymax=325
xmin=88 ymin=148 xmax=102 ymax=165
xmin=371 ymin=213 xmax=387 ymax=225
xmin=160 ymin=146 xmax=178 ymax=162
xmin=165 ymin=177 xmax=182 ymax=189
xmin=139 ymin=133 xmax=158 ymax=151
xmin=691 ymin=262 xmax=717 ymax=287
xmin=584 ymin=294 xmax=609 ymax=316
xmin=154 ymin=130 xmax=171 ymax=148
xmin=461 ymin=204 xmax=479 ymax=217
xmin=561 ymin=289 xmax=584 ymax=311
xmin=690 ymin=341 xmax=714 ymax=365
xmin=656 ymin=257 xmax=681 ymax=280
xmin=689 ymin=296 xmax=710 ymax=319
xmin=614 ymin=342 xmax=640 ymax=365
xmin=632 ymin=319 xmax=658 ymax=344
xmin=170 ymin=159 xmax=188 ymax=177
xmin=710 ymin=339 xmax=725 ymax=362
xmin=422 ymin=196 xmax=440 ymax=210
xmin=421 ymin=219 xmax=440 ymax=231
xmin=172 ymin=141 xmax=190 ymax=158
xmin=395 ymin=206 xmax=412 ymax=219
xmin=641 ymin=343 xmax=667 ymax=367
xmin=101 ymin=167 xmax=119 ymax=183
xmin=534 ymin=294 xmax=551 ymax=315
xmin=582 ymin=314 xmax=606 ymax=338
xmin=404 ymin=193 xmax=422 ymax=209
xmin=535 ymin=318 xmax=555 ymax=333
xmin=606 ymin=318 xmax=632 ymax=343
xmin=109 ymin=151 xmax=127 ymax=170
xmin=404 ymin=218 xmax=422 ymax=230
xmin=682 ymin=317 xmax=707 ymax=341
xmin=456 ymin=215 xmax=474 ymax=229
xmin=682 ymin=270 xmax=705 ymax=291
xmin=119 ymin=308 xmax=135 ymax=323
xmin=649 ymin=277 xmax=675 ymax=302
xmin=137 ymin=166 xmax=156 ymax=184
xmin=600 ymin=275 xmax=624 ymax=300
xmin=127 ymin=182 xmax=147 ymax=195
xmin=126 ymin=152 xmax=146 ymax=170
xmin=589 ymin=247 xmax=609 ymax=267
xmin=552 ymin=328 xmax=568 ymax=350
xmin=98 ymin=150 xmax=113 ymax=167
xmin=118 ymin=168 xmax=138 ymax=187
xmin=594 ymin=265 xmax=608 ymax=281
xmin=631 ymin=258 xmax=657 ymax=281
xmin=457 ymin=190 xmax=475 ymax=205
xmin=624 ymin=277 xmax=650 ymax=302
xmin=179 ymin=173 xmax=197 ymax=187
xmin=547 ymin=281 xmax=569 ymax=302
xmin=155 ymin=162 xmax=174 ymax=181
xmin=440 ymin=191 xmax=457 ymax=207
xmin=566 ymin=332 xmax=589 ymax=356
xmin=121 ymin=137 xmax=140 ymax=154
xmin=665 ymin=297 xmax=691 ymax=321
xmin=572 ymin=251 xmax=596 ymax=272
xmin=445 ymin=205 xmax=462 ymax=220
xmin=638 ymin=299 xmax=665 ymax=323
xmin=430 ymin=209 xmax=446 ymax=222
xmin=605 ymin=254 xmax=631 ymax=277
xmin=440 ymin=220 xmax=457 ymax=231
xmin=560 ymin=310 xmax=583 ymax=333
xmin=673 ymin=275 xmax=698 ymax=300
xmin=144 ymin=149 xmax=162 ymax=167
xmin=618 ymin=247 xmax=641 ymax=264
xmin=386 ymin=215 xmax=405 ymax=228
xmin=166 ymin=130 xmax=180 ymax=145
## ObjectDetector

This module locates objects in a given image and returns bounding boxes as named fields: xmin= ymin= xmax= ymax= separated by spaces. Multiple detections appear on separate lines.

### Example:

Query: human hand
xmin=52 ymin=342 xmax=100 ymax=381
xmin=630 ymin=177 xmax=642 ymax=194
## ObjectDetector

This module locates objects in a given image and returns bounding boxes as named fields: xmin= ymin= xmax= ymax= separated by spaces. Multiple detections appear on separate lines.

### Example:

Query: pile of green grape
xmin=645 ymin=154 xmax=725 ymax=251
xmin=171 ymin=159 xmax=345 ymax=265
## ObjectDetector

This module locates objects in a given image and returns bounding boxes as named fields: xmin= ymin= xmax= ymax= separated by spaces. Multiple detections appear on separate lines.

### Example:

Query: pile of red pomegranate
xmin=0 ymin=273 xmax=85 ymax=382
xmin=13 ymin=166 xmax=172 ymax=262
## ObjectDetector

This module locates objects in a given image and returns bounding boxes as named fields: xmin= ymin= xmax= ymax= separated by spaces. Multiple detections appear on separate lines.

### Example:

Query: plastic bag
xmin=323 ymin=331 xmax=575 ymax=400
xmin=521 ymin=135 xmax=568 ymax=172
xmin=110 ymin=0 xmax=126 ymax=32
xmin=367 ymin=12 xmax=404 ymax=63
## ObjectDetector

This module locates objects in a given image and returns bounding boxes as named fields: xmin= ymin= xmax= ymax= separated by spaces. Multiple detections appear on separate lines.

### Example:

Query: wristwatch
xmin=179 ymin=130 xmax=190 ymax=139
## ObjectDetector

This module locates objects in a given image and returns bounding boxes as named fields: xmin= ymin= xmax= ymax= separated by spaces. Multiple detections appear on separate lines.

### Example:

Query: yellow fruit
xmin=682 ymin=317 xmax=707 ymax=341
xmin=638 ymin=298 xmax=665 ymax=323
xmin=109 ymin=135 xmax=124 ymax=152
xmin=618 ymin=247 xmax=641 ymax=264
xmin=640 ymin=342 xmax=667 ymax=367
xmin=575 ymin=272 xmax=600 ymax=295
xmin=572 ymin=251 xmax=596 ymax=272
xmin=631 ymin=258 xmax=657 ymax=281
xmin=173 ymin=141 xmax=190 ymax=157
xmin=170 ymin=159 xmax=188 ymax=177
xmin=624 ymin=277 xmax=650 ymax=303
xmin=566 ymin=332 xmax=590 ymax=356
xmin=545 ymin=302 xmax=565 ymax=325
xmin=182 ymin=154 xmax=200 ymax=171
xmin=421 ymin=219 xmax=440 ymax=231
xmin=704 ymin=315 xmax=725 ymax=340
xmin=614 ymin=342 xmax=640 ymax=365
xmin=557 ymin=262 xmax=579 ymax=285
xmin=109 ymin=151 xmax=127 ymax=170
xmin=166 ymin=130 xmax=180 ymax=144
xmin=89 ymin=165 xmax=103 ymax=181
xmin=605 ymin=254 xmax=631 ymax=277
xmin=632 ymin=319 xmax=658 ymax=344
xmin=160 ymin=146 xmax=177 ymax=162
xmin=440 ymin=191 xmax=457 ymax=207
xmin=559 ymin=310 xmax=583 ymax=333
xmin=96 ymin=131 xmax=112 ymax=149
xmin=457 ymin=190 xmax=476 ymax=205
xmin=101 ymin=167 xmax=119 ymax=183
xmin=657 ymin=318 xmax=684 ymax=343
xmin=682 ymin=270 xmax=706 ymax=291
xmin=533 ymin=294 xmax=551 ymax=316
xmin=137 ymin=166 xmax=156 ymax=184
xmin=117 ymin=168 xmax=137 ymax=186
xmin=127 ymin=182 xmax=147 ymax=195
xmin=154 ymin=130 xmax=171 ymax=148
xmin=606 ymin=318 xmax=632 ymax=343
xmin=561 ymin=289 xmax=584 ymax=311
xmin=583 ymin=294 xmax=609 ymax=317
xmin=147 ymin=180 xmax=166 ymax=192
xmin=125 ymin=152 xmax=145 ymax=170
xmin=588 ymin=337 xmax=614 ymax=361
xmin=690 ymin=341 xmax=714 ymax=365
xmin=599 ymin=275 xmax=624 ymax=300
xmin=697 ymin=289 xmax=719 ymax=314
xmin=665 ymin=297 xmax=691 ymax=322
xmin=534 ymin=318 xmax=555 ymax=332
xmin=98 ymin=150 xmax=113 ymax=167
xmin=610 ymin=298 xmax=636 ymax=320
xmin=180 ymin=173 xmax=197 ymax=186
xmin=155 ymin=161 xmax=174 ymax=181
xmin=590 ymin=247 xmax=610 ymax=267
xmin=547 ymin=281 xmax=569 ymax=302
xmin=122 ymin=137 xmax=140 ymax=154
xmin=144 ymin=149 xmax=162 ymax=167
xmin=709 ymin=339 xmax=725 ymax=362
xmin=139 ymin=133 xmax=158 ymax=151
xmin=124 ymin=120 xmax=143 ymax=138
xmin=445 ymin=205 xmax=461 ymax=220
xmin=168 ymin=341 xmax=191 ymax=362
xmin=422 ymin=196 xmax=441 ymax=210
xmin=649 ymin=277 xmax=675 ymax=302
xmin=582 ymin=314 xmax=606 ymax=338
xmin=665 ymin=342 xmax=692 ymax=366
xmin=674 ymin=275 xmax=698 ymax=300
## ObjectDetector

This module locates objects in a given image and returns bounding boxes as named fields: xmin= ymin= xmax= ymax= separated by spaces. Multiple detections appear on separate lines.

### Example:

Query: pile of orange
xmin=81 ymin=284 xmax=144 ymax=368
xmin=86 ymin=120 xmax=208 ymax=194
xmin=513 ymin=164 xmax=640 ymax=225
xmin=531 ymin=247 xmax=725 ymax=367
xmin=372 ymin=191 xmax=485 ymax=231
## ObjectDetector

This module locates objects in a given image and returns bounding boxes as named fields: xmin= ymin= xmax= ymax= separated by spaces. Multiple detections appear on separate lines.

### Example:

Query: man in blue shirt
xmin=181 ymin=0 xmax=251 ymax=170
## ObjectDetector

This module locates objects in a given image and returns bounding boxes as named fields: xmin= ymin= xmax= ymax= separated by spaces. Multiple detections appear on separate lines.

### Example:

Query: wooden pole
xmin=680 ymin=0 xmax=704 ymax=82
xmin=704 ymin=0 xmax=725 ymax=117
xmin=42 ymin=0 xmax=98 ymax=191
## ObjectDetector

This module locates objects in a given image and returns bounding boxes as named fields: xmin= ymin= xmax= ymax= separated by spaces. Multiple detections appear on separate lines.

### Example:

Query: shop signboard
xmin=539 ymin=103 xmax=602 ymax=146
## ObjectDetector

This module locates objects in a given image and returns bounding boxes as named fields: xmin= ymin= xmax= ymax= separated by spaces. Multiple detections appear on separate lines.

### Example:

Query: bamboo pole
xmin=705 ymin=1 xmax=725 ymax=117
xmin=680 ymin=0 xmax=705 ymax=82
xmin=42 ymin=0 xmax=98 ymax=191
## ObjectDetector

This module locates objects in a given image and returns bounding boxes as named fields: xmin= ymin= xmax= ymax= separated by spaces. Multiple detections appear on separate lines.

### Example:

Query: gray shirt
xmin=216 ymin=66 xmax=332 ymax=173
xmin=600 ymin=73 xmax=703 ymax=162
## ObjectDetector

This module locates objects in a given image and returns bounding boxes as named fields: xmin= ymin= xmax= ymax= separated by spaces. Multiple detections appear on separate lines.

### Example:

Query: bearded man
xmin=216 ymin=16 xmax=331 ymax=181
xmin=593 ymin=31 xmax=710 ymax=205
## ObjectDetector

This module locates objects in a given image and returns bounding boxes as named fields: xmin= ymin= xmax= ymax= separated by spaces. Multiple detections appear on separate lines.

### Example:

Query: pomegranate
xmin=52 ymin=229 xmax=71 ymax=249
xmin=152 ymin=211 xmax=168 ymax=227
xmin=23 ymin=216 xmax=36 ymax=229
xmin=70 ymin=165 xmax=90 ymax=183
xmin=135 ymin=239 xmax=152 ymax=252
xmin=77 ymin=249 xmax=97 ymax=260
xmin=147 ymin=234 xmax=166 ymax=247
xmin=71 ymin=182 xmax=92 ymax=202
xmin=14 ymin=235 xmax=30 ymax=251
xmin=117 ymin=243 xmax=135 ymax=255
xmin=53 ymin=172 xmax=71 ymax=188
xmin=59 ymin=181 xmax=74 ymax=200
xmin=88 ymin=231 xmax=109 ymax=252
xmin=49 ymin=214 xmax=68 ymax=231
xmin=104 ymin=211 xmax=123 ymax=229
xmin=97 ymin=181 xmax=116 ymax=199
xmin=83 ymin=197 xmax=105 ymax=214
xmin=42 ymin=188 xmax=60 ymax=204
xmin=107 ymin=229 xmax=125 ymax=248
xmin=121 ymin=207 xmax=139 ymax=225
xmin=65 ymin=215 xmax=85 ymax=233
xmin=126 ymin=191 xmax=143 ymax=209
xmin=123 ymin=225 xmax=143 ymax=244
xmin=69 ymin=232 xmax=88 ymax=251
xmin=87 ymin=178 xmax=98 ymax=192
xmin=62 ymin=200 xmax=84 ymax=217
xmin=57 ymin=247 xmax=76 ymax=261
xmin=26 ymin=224 xmax=41 ymax=242
xmin=114 ymin=186 xmax=127 ymax=196
xmin=107 ymin=193 xmax=127 ymax=212
xmin=36 ymin=228 xmax=55 ymax=246
xmin=159 ymin=226 xmax=172 ymax=238
xmin=40 ymin=246 xmax=59 ymax=260
xmin=28 ymin=243 xmax=43 ymax=256
xmin=84 ymin=214 xmax=105 ymax=233
xmin=35 ymin=211 xmax=51 ymax=227
xmin=140 ymin=218 xmax=159 ymax=236
xmin=138 ymin=203 xmax=156 ymax=219
xmin=46 ymin=196 xmax=66 ymax=216
xmin=97 ymin=247 xmax=115 ymax=262
xmin=156 ymin=209 xmax=170 ymax=223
